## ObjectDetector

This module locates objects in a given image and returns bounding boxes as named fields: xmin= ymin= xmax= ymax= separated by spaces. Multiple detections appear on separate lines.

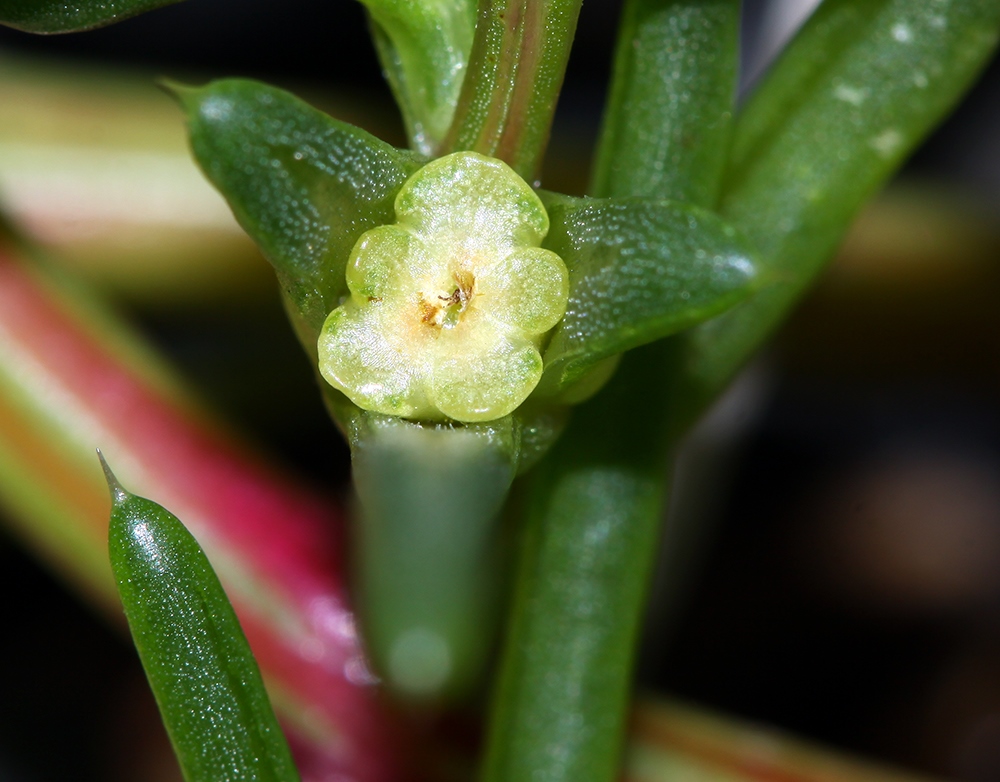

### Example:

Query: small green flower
xmin=318 ymin=151 xmax=569 ymax=423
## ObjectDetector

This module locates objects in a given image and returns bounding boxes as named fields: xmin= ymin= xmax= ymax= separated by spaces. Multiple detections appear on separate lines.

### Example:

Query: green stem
xmin=480 ymin=3 xmax=741 ymax=782
xmin=441 ymin=0 xmax=582 ymax=179
xmin=591 ymin=0 xmax=739 ymax=205
xmin=481 ymin=345 xmax=678 ymax=782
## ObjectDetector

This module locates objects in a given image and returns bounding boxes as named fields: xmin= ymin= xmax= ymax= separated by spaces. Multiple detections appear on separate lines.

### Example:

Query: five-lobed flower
xmin=318 ymin=151 xmax=569 ymax=423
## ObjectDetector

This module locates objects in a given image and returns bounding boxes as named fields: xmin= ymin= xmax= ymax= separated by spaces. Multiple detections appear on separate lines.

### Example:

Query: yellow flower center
xmin=420 ymin=269 xmax=476 ymax=329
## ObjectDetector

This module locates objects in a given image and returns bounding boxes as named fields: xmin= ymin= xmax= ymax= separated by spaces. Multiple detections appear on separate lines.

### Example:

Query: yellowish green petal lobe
xmin=318 ymin=151 xmax=568 ymax=423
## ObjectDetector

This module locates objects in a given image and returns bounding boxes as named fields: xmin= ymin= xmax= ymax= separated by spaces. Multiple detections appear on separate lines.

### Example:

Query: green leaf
xmin=676 ymin=0 xmax=1000 ymax=422
xmin=174 ymin=79 xmax=423 ymax=344
xmin=0 ymin=0 xmax=182 ymax=32
xmin=102 ymin=455 xmax=300 ymax=782
xmin=364 ymin=0 xmax=477 ymax=154
xmin=348 ymin=413 xmax=516 ymax=699
xmin=537 ymin=195 xmax=757 ymax=395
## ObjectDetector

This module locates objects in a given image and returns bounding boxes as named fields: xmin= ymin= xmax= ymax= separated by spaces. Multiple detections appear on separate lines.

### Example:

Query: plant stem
xmin=441 ymin=0 xmax=582 ymax=180
xmin=479 ymin=4 xmax=741 ymax=782
xmin=480 ymin=344 xmax=679 ymax=782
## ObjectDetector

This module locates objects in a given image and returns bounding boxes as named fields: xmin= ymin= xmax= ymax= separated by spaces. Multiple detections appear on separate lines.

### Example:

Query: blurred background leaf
xmin=0 ymin=0 xmax=185 ymax=33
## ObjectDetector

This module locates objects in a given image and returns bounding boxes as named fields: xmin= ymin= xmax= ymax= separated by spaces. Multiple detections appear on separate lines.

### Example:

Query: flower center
xmin=419 ymin=269 xmax=476 ymax=329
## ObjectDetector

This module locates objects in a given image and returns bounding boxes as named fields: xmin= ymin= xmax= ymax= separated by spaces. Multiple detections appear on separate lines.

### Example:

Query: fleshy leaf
xmin=537 ymin=195 xmax=758 ymax=394
xmin=0 ymin=0 xmax=182 ymax=32
xmin=103 ymin=455 xmax=301 ymax=782
xmin=174 ymin=79 xmax=423 ymax=344
xmin=591 ymin=0 xmax=739 ymax=205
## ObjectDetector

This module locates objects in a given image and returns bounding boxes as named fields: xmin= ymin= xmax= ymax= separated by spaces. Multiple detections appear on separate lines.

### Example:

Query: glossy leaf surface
xmin=105 ymin=458 xmax=300 ymax=782
xmin=538 ymin=195 xmax=757 ymax=394
xmin=592 ymin=0 xmax=739 ymax=205
xmin=0 ymin=0 xmax=181 ymax=32
xmin=176 ymin=79 xmax=423 ymax=342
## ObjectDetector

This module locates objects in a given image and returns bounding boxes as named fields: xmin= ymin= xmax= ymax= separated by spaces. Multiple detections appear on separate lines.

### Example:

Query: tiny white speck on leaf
xmin=892 ymin=22 xmax=913 ymax=43
xmin=870 ymin=129 xmax=904 ymax=158
xmin=834 ymin=84 xmax=869 ymax=107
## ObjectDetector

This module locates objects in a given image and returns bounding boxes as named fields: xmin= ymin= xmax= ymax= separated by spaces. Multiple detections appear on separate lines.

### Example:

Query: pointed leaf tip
xmin=157 ymin=78 xmax=199 ymax=111
xmin=96 ymin=450 xmax=129 ymax=505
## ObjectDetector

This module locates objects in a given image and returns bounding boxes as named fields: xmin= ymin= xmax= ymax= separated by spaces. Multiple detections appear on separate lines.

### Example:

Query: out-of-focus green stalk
xmin=479 ymin=4 xmax=741 ymax=782
xmin=350 ymin=414 xmax=516 ymax=699
xmin=0 ymin=239 xmax=406 ymax=782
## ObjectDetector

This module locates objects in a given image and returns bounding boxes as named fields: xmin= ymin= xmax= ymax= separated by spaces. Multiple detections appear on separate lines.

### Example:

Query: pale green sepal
xmin=433 ymin=326 xmax=543 ymax=422
xmin=395 ymin=152 xmax=550 ymax=251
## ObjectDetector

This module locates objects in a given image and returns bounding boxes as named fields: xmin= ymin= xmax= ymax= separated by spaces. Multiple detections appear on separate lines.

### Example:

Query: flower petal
xmin=318 ymin=303 xmax=433 ymax=418
xmin=477 ymin=247 xmax=569 ymax=335
xmin=431 ymin=324 xmax=543 ymax=422
xmin=395 ymin=152 xmax=549 ymax=256
xmin=346 ymin=225 xmax=434 ymax=301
